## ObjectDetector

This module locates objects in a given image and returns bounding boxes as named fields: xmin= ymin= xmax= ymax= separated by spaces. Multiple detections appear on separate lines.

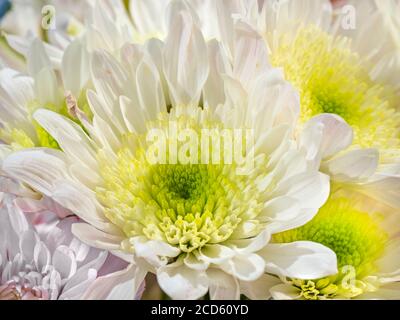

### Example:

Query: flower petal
xmin=163 ymin=5 xmax=208 ymax=106
xmin=260 ymin=241 xmax=338 ymax=279
xmin=157 ymin=260 xmax=209 ymax=300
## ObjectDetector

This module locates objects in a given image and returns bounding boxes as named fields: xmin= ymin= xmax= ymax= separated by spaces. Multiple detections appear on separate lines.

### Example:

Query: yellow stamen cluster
xmin=274 ymin=197 xmax=388 ymax=299
xmin=270 ymin=25 xmax=400 ymax=159
xmin=97 ymin=110 xmax=264 ymax=255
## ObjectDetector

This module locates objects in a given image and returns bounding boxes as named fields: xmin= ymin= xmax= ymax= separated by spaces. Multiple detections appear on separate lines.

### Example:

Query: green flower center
xmin=156 ymin=164 xmax=211 ymax=200
xmin=270 ymin=25 xmax=400 ymax=158
xmin=97 ymin=110 xmax=264 ymax=254
xmin=274 ymin=197 xmax=388 ymax=299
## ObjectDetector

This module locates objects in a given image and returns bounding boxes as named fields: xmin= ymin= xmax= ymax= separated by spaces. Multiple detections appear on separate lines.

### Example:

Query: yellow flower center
xmin=274 ymin=197 xmax=388 ymax=299
xmin=270 ymin=25 xmax=400 ymax=159
xmin=97 ymin=108 xmax=264 ymax=254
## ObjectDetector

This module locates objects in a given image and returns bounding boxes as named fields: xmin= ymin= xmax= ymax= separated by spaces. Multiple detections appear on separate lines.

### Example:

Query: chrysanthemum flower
xmin=271 ymin=194 xmax=400 ymax=300
xmin=2 ymin=5 xmax=336 ymax=299
xmin=226 ymin=0 xmax=400 ymax=162
xmin=0 ymin=193 xmax=108 ymax=300
xmin=262 ymin=114 xmax=400 ymax=299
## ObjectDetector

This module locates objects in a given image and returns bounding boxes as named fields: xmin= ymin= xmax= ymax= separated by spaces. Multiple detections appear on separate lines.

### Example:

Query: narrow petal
xmin=163 ymin=6 xmax=208 ymax=106
xmin=82 ymin=263 xmax=147 ymax=300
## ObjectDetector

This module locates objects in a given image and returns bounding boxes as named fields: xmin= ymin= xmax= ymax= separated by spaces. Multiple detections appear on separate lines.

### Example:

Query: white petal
xmin=274 ymin=171 xmax=330 ymax=213
xmin=226 ymin=229 xmax=271 ymax=254
xmin=20 ymin=230 xmax=39 ymax=263
xmin=302 ymin=114 xmax=353 ymax=160
xmin=34 ymin=241 xmax=51 ymax=273
xmin=82 ymin=263 xmax=147 ymax=300
xmin=323 ymin=148 xmax=379 ymax=182
xmin=240 ymin=274 xmax=281 ymax=300
xmin=62 ymin=39 xmax=89 ymax=96
xmin=232 ymin=21 xmax=270 ymax=90
xmin=129 ymin=0 xmax=169 ymax=36
xmin=215 ymin=0 xmax=243 ymax=60
xmin=157 ymin=260 xmax=209 ymax=300
xmin=207 ymin=269 xmax=240 ymax=300
xmin=163 ymin=6 xmax=208 ymax=106
xmin=360 ymin=175 xmax=400 ymax=209
xmin=52 ymin=246 xmax=77 ymax=280
xmin=27 ymin=39 xmax=51 ymax=77
xmin=355 ymin=282 xmax=400 ymax=300
xmin=184 ymin=254 xmax=209 ymax=271
xmin=203 ymin=39 xmax=229 ymax=108
xmin=71 ymin=223 xmax=123 ymax=251
xmin=220 ymin=253 xmax=265 ymax=281
xmin=34 ymin=109 xmax=99 ymax=176
xmin=260 ymin=241 xmax=337 ymax=279
xmin=3 ymin=148 xmax=68 ymax=197
xmin=136 ymin=59 xmax=166 ymax=119
xmin=132 ymin=236 xmax=180 ymax=267
xmin=34 ymin=67 xmax=60 ymax=106
xmin=270 ymin=284 xmax=302 ymax=300
xmin=198 ymin=244 xmax=235 ymax=264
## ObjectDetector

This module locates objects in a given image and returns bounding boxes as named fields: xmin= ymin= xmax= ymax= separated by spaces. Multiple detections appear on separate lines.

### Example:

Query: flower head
xmin=264 ymin=113 xmax=400 ymax=300
xmin=2 ymin=4 xmax=336 ymax=300
xmin=0 ymin=193 xmax=108 ymax=300
xmin=232 ymin=0 xmax=400 ymax=162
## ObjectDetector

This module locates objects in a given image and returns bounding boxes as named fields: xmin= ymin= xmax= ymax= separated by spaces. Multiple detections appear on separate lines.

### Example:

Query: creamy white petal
xmin=132 ymin=236 xmax=180 ymax=268
xmin=231 ymin=21 xmax=270 ymax=90
xmin=270 ymin=283 xmax=302 ymax=300
xmin=136 ymin=58 xmax=166 ymax=119
xmin=82 ymin=263 xmax=147 ymax=300
xmin=34 ymin=109 xmax=99 ymax=178
xmin=203 ymin=39 xmax=229 ymax=108
xmin=3 ymin=149 xmax=69 ymax=195
xmin=163 ymin=6 xmax=208 ymax=106
xmin=198 ymin=244 xmax=235 ymax=264
xmin=220 ymin=253 xmax=265 ymax=281
xmin=260 ymin=241 xmax=338 ymax=279
xmin=240 ymin=274 xmax=281 ymax=300
xmin=72 ymin=223 xmax=123 ymax=251
xmin=62 ymin=39 xmax=89 ymax=96
xmin=129 ymin=0 xmax=169 ymax=37
xmin=207 ymin=269 xmax=240 ymax=300
xmin=302 ymin=114 xmax=353 ymax=160
xmin=323 ymin=149 xmax=379 ymax=182
xmin=34 ymin=67 xmax=60 ymax=106
xmin=27 ymin=39 xmax=52 ymax=77
xmin=157 ymin=260 xmax=209 ymax=300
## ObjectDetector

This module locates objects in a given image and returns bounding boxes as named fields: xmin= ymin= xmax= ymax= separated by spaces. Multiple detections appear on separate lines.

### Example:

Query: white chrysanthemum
xmin=216 ymin=0 xmax=400 ymax=216
xmin=228 ymin=0 xmax=400 ymax=161
xmin=260 ymin=114 xmax=400 ymax=300
xmin=0 ymin=193 xmax=107 ymax=300
xmin=2 ymin=5 xmax=336 ymax=300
